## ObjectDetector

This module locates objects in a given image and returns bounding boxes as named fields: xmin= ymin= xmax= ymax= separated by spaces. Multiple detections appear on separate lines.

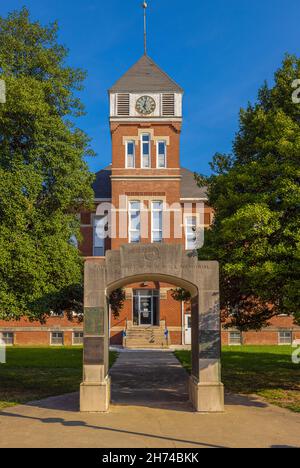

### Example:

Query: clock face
xmin=136 ymin=95 xmax=156 ymax=115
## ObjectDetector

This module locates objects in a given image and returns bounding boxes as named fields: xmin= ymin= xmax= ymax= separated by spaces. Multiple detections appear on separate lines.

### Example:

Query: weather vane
xmin=142 ymin=2 xmax=148 ymax=55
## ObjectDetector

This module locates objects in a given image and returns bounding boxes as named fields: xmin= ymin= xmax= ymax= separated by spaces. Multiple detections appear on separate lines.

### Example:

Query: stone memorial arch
xmin=80 ymin=244 xmax=224 ymax=413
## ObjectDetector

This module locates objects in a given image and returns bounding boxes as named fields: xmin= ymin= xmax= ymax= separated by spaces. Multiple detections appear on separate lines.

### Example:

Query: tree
xmin=0 ymin=8 xmax=95 ymax=322
xmin=171 ymin=288 xmax=191 ymax=303
xmin=109 ymin=289 xmax=126 ymax=319
xmin=196 ymin=54 xmax=300 ymax=330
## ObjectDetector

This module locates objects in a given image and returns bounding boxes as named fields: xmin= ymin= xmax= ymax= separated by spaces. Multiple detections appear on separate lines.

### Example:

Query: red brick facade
xmin=1 ymin=312 xmax=297 ymax=347
xmin=0 ymin=315 xmax=83 ymax=346
xmin=1 ymin=55 xmax=299 ymax=347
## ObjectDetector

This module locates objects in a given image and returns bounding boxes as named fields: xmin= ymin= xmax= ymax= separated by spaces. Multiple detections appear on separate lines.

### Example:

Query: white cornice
xmin=110 ymin=117 xmax=182 ymax=123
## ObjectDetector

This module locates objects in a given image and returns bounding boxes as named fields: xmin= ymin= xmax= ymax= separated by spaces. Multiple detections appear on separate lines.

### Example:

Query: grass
xmin=0 ymin=347 xmax=119 ymax=410
xmin=1 ymin=346 xmax=299 ymax=413
xmin=174 ymin=346 xmax=300 ymax=413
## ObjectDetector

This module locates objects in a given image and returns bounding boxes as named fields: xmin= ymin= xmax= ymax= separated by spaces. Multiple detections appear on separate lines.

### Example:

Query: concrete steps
xmin=124 ymin=326 xmax=169 ymax=349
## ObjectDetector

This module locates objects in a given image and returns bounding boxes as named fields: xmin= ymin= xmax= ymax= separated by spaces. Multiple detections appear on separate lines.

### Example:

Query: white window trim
xmin=278 ymin=330 xmax=292 ymax=345
xmin=72 ymin=331 xmax=84 ymax=346
xmin=156 ymin=140 xmax=167 ymax=169
xmin=151 ymin=200 xmax=163 ymax=243
xmin=128 ymin=200 xmax=141 ymax=243
xmin=184 ymin=214 xmax=199 ymax=251
xmin=125 ymin=140 xmax=136 ymax=169
xmin=229 ymin=331 xmax=242 ymax=346
xmin=50 ymin=331 xmax=64 ymax=346
xmin=141 ymin=133 xmax=151 ymax=169
xmin=1 ymin=331 xmax=14 ymax=346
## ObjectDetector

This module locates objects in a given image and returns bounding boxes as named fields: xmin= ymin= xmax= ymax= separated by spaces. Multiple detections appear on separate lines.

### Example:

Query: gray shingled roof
xmin=180 ymin=167 xmax=208 ymax=199
xmin=92 ymin=166 xmax=112 ymax=199
xmin=92 ymin=165 xmax=207 ymax=200
xmin=109 ymin=54 xmax=183 ymax=93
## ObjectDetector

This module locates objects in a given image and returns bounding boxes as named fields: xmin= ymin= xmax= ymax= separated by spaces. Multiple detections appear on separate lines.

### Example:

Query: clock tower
xmin=108 ymin=54 xmax=184 ymax=249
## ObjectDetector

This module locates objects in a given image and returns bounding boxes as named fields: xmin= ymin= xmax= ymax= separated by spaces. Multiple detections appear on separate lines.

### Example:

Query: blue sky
xmin=1 ymin=1 xmax=300 ymax=175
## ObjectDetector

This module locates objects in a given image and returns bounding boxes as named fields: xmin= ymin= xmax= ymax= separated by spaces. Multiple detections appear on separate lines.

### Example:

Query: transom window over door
xmin=129 ymin=201 xmax=141 ymax=243
xmin=141 ymin=134 xmax=151 ymax=168
xmin=157 ymin=141 xmax=167 ymax=168
xmin=126 ymin=141 xmax=135 ymax=168
xmin=152 ymin=201 xmax=163 ymax=243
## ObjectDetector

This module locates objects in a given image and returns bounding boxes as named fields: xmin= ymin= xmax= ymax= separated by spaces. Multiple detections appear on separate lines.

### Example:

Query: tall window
xmin=185 ymin=216 xmax=198 ymax=250
xmin=126 ymin=141 xmax=135 ymax=168
xmin=129 ymin=201 xmax=141 ymax=243
xmin=93 ymin=216 xmax=106 ymax=256
xmin=152 ymin=201 xmax=163 ymax=243
xmin=157 ymin=141 xmax=167 ymax=168
xmin=141 ymin=134 xmax=151 ymax=168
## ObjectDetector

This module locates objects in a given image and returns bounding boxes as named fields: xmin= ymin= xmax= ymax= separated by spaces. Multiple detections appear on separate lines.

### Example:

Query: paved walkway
xmin=111 ymin=350 xmax=189 ymax=409
xmin=0 ymin=350 xmax=299 ymax=448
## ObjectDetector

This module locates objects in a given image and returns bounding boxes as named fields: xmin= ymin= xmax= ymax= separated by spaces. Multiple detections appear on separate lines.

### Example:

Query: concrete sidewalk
xmin=0 ymin=351 xmax=299 ymax=448
xmin=110 ymin=350 xmax=189 ymax=409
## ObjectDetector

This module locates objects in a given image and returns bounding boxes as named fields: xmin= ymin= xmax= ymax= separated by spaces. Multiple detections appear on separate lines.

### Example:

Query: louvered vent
xmin=162 ymin=94 xmax=175 ymax=116
xmin=117 ymin=93 xmax=130 ymax=116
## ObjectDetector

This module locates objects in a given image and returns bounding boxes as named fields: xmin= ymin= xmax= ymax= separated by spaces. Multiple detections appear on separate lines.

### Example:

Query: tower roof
xmin=109 ymin=54 xmax=183 ymax=93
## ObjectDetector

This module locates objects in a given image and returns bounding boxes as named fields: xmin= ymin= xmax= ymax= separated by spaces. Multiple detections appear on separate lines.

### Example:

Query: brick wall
xmin=0 ymin=314 xmax=83 ymax=346
xmin=222 ymin=315 xmax=300 ymax=346
xmin=110 ymin=122 xmax=181 ymax=169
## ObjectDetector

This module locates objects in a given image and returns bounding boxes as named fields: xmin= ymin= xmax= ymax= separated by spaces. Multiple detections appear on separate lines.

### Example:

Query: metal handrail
xmin=161 ymin=315 xmax=169 ymax=344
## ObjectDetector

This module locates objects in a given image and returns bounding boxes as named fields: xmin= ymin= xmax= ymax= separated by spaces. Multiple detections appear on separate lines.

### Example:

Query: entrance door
xmin=184 ymin=314 xmax=191 ymax=345
xmin=139 ymin=296 xmax=153 ymax=325
xmin=133 ymin=289 xmax=159 ymax=326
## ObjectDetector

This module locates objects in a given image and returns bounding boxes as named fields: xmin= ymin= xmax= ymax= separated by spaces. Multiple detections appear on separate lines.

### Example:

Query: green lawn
xmin=0 ymin=347 xmax=119 ymax=410
xmin=1 ymin=346 xmax=299 ymax=413
xmin=175 ymin=346 xmax=300 ymax=413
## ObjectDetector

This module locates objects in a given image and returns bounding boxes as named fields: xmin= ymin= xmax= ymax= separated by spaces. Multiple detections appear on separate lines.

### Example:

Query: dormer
xmin=109 ymin=55 xmax=183 ymax=121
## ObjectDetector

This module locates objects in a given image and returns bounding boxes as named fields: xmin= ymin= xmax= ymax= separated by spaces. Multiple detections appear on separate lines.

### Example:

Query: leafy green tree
xmin=109 ymin=289 xmax=126 ymax=319
xmin=0 ymin=8 xmax=95 ymax=322
xmin=196 ymin=54 xmax=300 ymax=330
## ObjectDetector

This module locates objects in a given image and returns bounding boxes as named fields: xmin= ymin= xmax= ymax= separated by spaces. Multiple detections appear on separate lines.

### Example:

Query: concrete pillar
xmin=80 ymin=258 xmax=110 ymax=412
xmin=189 ymin=263 xmax=224 ymax=412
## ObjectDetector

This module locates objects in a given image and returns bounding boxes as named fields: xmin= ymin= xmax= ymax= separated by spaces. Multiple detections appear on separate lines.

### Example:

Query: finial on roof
xmin=142 ymin=2 xmax=148 ymax=55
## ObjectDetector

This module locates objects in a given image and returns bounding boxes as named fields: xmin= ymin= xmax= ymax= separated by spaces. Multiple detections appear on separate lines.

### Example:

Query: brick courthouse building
xmin=0 ymin=55 xmax=299 ymax=347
